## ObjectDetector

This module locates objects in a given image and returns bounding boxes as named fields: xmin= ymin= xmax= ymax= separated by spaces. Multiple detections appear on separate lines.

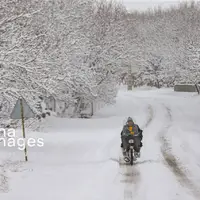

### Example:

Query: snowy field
xmin=1 ymin=87 xmax=200 ymax=200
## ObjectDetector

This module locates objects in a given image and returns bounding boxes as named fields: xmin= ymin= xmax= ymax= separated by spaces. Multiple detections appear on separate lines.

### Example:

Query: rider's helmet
xmin=127 ymin=117 xmax=134 ymax=126
xmin=127 ymin=117 xmax=133 ymax=122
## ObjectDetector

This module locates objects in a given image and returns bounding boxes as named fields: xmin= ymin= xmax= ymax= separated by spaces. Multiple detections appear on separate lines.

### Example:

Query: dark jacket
xmin=121 ymin=124 xmax=143 ymax=140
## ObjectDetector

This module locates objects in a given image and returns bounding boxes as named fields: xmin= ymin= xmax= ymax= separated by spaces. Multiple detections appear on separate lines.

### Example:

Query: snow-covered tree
xmin=0 ymin=0 xmax=132 ymax=120
xmin=126 ymin=1 xmax=200 ymax=88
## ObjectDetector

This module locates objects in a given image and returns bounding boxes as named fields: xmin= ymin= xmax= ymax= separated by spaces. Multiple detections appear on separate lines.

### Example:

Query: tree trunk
xmin=91 ymin=102 xmax=94 ymax=116
xmin=73 ymin=97 xmax=82 ymax=117
xmin=195 ymin=83 xmax=200 ymax=94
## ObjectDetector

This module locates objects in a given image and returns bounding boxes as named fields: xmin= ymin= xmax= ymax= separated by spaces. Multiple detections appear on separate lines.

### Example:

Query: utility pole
xmin=127 ymin=65 xmax=132 ymax=90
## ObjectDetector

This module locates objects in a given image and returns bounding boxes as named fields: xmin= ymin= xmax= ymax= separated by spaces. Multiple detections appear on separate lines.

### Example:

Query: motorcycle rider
xmin=120 ymin=117 xmax=143 ymax=158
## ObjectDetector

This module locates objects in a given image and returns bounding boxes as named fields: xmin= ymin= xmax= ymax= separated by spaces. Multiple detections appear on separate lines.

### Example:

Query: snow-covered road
xmin=1 ymin=87 xmax=200 ymax=200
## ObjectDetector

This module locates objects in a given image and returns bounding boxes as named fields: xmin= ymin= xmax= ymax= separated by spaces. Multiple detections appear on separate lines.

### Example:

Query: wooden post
xmin=20 ymin=98 xmax=28 ymax=161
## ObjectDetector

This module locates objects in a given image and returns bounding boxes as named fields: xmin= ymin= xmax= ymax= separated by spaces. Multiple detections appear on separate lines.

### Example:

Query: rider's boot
xmin=122 ymin=148 xmax=126 ymax=156
xmin=134 ymin=151 xmax=140 ymax=158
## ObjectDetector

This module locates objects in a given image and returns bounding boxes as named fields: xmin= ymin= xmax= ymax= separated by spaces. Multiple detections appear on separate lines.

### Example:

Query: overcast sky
xmin=121 ymin=0 xmax=197 ymax=11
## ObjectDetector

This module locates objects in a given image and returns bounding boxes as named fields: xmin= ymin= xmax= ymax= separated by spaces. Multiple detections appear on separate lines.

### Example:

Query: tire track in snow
xmin=118 ymin=158 xmax=141 ymax=200
xmin=119 ymin=104 xmax=154 ymax=200
xmin=143 ymin=104 xmax=154 ymax=129
xmin=160 ymin=104 xmax=200 ymax=199
xmin=120 ymin=165 xmax=141 ymax=200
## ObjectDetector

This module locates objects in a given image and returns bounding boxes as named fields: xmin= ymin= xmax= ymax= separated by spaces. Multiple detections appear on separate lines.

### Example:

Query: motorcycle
xmin=122 ymin=135 xmax=137 ymax=165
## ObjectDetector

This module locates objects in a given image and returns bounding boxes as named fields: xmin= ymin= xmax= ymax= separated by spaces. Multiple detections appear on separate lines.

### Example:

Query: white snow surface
xmin=1 ymin=87 xmax=200 ymax=200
